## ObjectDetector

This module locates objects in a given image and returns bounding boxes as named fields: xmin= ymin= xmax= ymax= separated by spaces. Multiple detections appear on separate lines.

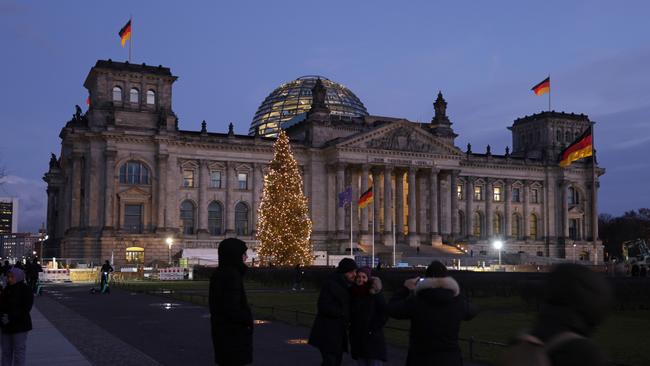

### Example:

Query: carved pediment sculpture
xmin=365 ymin=128 xmax=437 ymax=153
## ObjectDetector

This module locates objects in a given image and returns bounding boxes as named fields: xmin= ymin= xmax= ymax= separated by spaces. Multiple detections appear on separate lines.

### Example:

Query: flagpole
xmin=591 ymin=123 xmax=598 ymax=265
xmin=392 ymin=201 xmax=396 ymax=267
xmin=350 ymin=200 xmax=353 ymax=257
xmin=548 ymin=74 xmax=551 ymax=111
xmin=371 ymin=201 xmax=375 ymax=267
xmin=126 ymin=15 xmax=131 ymax=63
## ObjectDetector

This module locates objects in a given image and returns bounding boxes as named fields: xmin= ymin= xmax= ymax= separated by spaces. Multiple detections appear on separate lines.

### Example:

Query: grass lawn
xmin=117 ymin=280 xmax=648 ymax=365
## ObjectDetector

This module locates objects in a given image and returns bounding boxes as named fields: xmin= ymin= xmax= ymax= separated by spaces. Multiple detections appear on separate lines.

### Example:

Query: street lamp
xmin=165 ymin=237 xmax=173 ymax=265
xmin=493 ymin=240 xmax=503 ymax=267
xmin=573 ymin=243 xmax=577 ymax=263
xmin=39 ymin=234 xmax=48 ymax=260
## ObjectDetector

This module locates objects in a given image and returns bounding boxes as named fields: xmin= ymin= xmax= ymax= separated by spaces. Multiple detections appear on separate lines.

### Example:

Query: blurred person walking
xmin=388 ymin=261 xmax=477 ymax=366
xmin=0 ymin=268 xmax=33 ymax=366
xmin=501 ymin=263 xmax=613 ymax=366
xmin=209 ymin=238 xmax=253 ymax=366
xmin=309 ymin=258 xmax=358 ymax=366
xmin=349 ymin=266 xmax=388 ymax=366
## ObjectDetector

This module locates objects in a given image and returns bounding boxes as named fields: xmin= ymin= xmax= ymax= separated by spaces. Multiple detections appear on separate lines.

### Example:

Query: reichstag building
xmin=43 ymin=60 xmax=603 ymax=266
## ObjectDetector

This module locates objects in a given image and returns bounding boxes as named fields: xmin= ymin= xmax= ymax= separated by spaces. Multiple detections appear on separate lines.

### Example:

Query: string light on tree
xmin=257 ymin=130 xmax=313 ymax=266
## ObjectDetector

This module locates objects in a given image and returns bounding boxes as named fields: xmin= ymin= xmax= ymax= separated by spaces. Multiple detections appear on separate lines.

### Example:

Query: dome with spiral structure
xmin=249 ymin=75 xmax=368 ymax=137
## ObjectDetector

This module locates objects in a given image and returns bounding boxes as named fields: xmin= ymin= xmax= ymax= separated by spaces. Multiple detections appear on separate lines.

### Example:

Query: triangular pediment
xmin=336 ymin=121 xmax=461 ymax=156
xmin=117 ymin=186 xmax=151 ymax=199
xmin=568 ymin=206 xmax=584 ymax=215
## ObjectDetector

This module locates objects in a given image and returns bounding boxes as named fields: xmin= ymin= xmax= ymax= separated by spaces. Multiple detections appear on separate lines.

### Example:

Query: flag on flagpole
xmin=559 ymin=127 xmax=593 ymax=168
xmin=119 ymin=19 xmax=132 ymax=47
xmin=86 ymin=97 xmax=90 ymax=106
xmin=358 ymin=187 xmax=373 ymax=208
xmin=338 ymin=187 xmax=352 ymax=208
xmin=531 ymin=77 xmax=550 ymax=96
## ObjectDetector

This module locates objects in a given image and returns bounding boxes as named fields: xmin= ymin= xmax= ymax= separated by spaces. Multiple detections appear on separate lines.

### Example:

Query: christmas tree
xmin=257 ymin=130 xmax=313 ymax=266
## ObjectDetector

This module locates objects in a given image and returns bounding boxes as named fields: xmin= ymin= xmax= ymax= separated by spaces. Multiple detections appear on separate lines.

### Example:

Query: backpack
xmin=500 ymin=332 xmax=584 ymax=366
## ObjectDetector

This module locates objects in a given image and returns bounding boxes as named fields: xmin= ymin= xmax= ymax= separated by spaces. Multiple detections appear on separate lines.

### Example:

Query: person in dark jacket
xmin=0 ymin=268 xmax=33 ymax=366
xmin=209 ymin=238 xmax=253 ymax=366
xmin=525 ymin=264 xmax=613 ymax=366
xmin=388 ymin=261 xmax=477 ymax=366
xmin=309 ymin=258 xmax=358 ymax=366
xmin=292 ymin=264 xmax=305 ymax=291
xmin=349 ymin=266 xmax=388 ymax=366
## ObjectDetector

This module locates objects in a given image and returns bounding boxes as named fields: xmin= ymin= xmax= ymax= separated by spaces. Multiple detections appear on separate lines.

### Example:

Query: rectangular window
xmin=512 ymin=188 xmax=521 ymax=202
xmin=124 ymin=204 xmax=143 ymax=233
xmin=531 ymin=189 xmax=539 ymax=203
xmin=474 ymin=186 xmax=483 ymax=201
xmin=183 ymin=170 xmax=195 ymax=188
xmin=537 ymin=251 xmax=544 ymax=257
xmin=238 ymin=173 xmax=248 ymax=190
xmin=493 ymin=187 xmax=502 ymax=202
xmin=210 ymin=171 xmax=222 ymax=188
xmin=457 ymin=185 xmax=463 ymax=200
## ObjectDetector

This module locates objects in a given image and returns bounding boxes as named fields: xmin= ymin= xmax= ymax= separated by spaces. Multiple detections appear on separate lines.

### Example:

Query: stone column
xmin=465 ymin=177 xmax=474 ymax=239
xmin=429 ymin=169 xmax=441 ymax=244
xmin=395 ymin=169 xmax=405 ymax=240
xmin=504 ymin=180 xmax=512 ymax=238
xmin=327 ymin=166 xmax=336 ymax=235
xmin=407 ymin=167 xmax=418 ymax=247
xmin=198 ymin=160 xmax=209 ymax=234
xmin=70 ymin=152 xmax=83 ymax=229
xmin=252 ymin=163 xmax=260 ymax=235
xmin=523 ymin=181 xmax=530 ymax=241
xmin=360 ymin=165 xmax=370 ymax=235
xmin=561 ymin=180 xmax=570 ymax=239
xmin=336 ymin=164 xmax=346 ymax=234
xmin=450 ymin=170 xmax=459 ymax=238
xmin=382 ymin=166 xmax=393 ymax=245
xmin=103 ymin=150 xmax=117 ymax=229
xmin=591 ymin=178 xmax=599 ymax=262
xmin=486 ymin=179 xmax=493 ymax=238
xmin=155 ymin=153 xmax=168 ymax=231
xmin=351 ymin=167 xmax=359 ymax=236
xmin=372 ymin=168 xmax=381 ymax=235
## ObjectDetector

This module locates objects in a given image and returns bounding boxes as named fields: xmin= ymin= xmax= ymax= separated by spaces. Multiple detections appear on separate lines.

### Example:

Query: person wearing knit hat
xmin=309 ymin=257 xmax=358 ymax=365
xmin=349 ymin=266 xmax=388 ymax=364
xmin=387 ymin=261 xmax=477 ymax=366
xmin=0 ymin=266 xmax=33 ymax=366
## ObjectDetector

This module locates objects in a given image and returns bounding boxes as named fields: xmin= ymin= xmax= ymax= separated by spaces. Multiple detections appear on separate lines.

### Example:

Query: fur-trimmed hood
xmin=414 ymin=276 xmax=460 ymax=297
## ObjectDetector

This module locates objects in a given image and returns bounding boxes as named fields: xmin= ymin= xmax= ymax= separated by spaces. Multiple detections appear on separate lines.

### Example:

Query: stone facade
xmin=43 ymin=60 xmax=604 ymax=266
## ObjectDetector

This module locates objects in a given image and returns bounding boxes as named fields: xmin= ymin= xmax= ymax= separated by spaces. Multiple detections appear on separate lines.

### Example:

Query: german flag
xmin=358 ymin=187 xmax=373 ymax=208
xmin=559 ymin=127 xmax=593 ymax=168
xmin=531 ymin=77 xmax=550 ymax=96
xmin=119 ymin=19 xmax=132 ymax=48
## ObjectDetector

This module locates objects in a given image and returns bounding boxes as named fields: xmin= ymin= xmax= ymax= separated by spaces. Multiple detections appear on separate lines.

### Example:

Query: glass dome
xmin=250 ymin=75 xmax=368 ymax=137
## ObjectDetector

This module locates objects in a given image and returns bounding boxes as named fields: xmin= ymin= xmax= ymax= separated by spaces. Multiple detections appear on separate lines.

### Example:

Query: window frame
xmin=130 ymin=87 xmax=139 ymax=104
xmin=124 ymin=204 xmax=143 ymax=233
xmin=146 ymin=89 xmax=156 ymax=105
xmin=210 ymin=170 xmax=223 ymax=189
xmin=119 ymin=161 xmax=150 ymax=185
xmin=493 ymin=186 xmax=502 ymax=202
xmin=474 ymin=185 xmax=483 ymax=201
xmin=112 ymin=86 xmax=123 ymax=102
xmin=237 ymin=172 xmax=249 ymax=190
xmin=180 ymin=200 xmax=196 ymax=235
xmin=183 ymin=169 xmax=195 ymax=188
xmin=208 ymin=201 xmax=223 ymax=236
xmin=512 ymin=187 xmax=521 ymax=203
xmin=235 ymin=202 xmax=249 ymax=235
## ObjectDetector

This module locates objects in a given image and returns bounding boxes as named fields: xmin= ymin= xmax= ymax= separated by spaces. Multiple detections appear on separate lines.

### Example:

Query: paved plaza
xmin=22 ymin=284 xmax=414 ymax=366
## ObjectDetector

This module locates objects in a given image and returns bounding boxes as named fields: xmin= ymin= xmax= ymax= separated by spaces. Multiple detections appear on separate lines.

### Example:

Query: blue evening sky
xmin=1 ymin=0 xmax=649 ymax=231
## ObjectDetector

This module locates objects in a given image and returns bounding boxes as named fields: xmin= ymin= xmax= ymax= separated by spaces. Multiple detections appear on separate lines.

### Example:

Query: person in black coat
xmin=388 ymin=261 xmax=477 ymax=366
xmin=0 ymin=268 xmax=33 ymax=366
xmin=349 ymin=266 xmax=388 ymax=365
xmin=524 ymin=264 xmax=613 ymax=366
xmin=209 ymin=238 xmax=253 ymax=366
xmin=309 ymin=257 xmax=358 ymax=366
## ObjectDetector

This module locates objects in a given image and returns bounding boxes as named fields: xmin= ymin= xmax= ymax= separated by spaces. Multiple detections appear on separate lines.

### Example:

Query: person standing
xmin=0 ymin=268 xmax=33 ymax=366
xmin=309 ymin=258 xmax=358 ymax=366
xmin=209 ymin=238 xmax=253 ymax=366
xmin=349 ymin=267 xmax=387 ymax=366
xmin=388 ymin=261 xmax=477 ymax=366
xmin=293 ymin=264 xmax=305 ymax=291
xmin=501 ymin=264 xmax=613 ymax=366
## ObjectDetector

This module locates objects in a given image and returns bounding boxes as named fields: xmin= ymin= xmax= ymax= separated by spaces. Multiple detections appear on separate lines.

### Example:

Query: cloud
xmin=0 ymin=175 xmax=46 ymax=233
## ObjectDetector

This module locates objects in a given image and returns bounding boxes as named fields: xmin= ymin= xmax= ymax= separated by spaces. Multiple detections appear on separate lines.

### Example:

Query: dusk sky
xmin=1 ymin=0 xmax=649 ymax=232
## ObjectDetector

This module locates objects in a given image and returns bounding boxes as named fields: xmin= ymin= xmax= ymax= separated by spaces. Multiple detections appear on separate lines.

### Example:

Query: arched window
xmin=208 ymin=201 xmax=223 ymax=236
xmin=112 ymin=86 xmax=122 ymax=101
xmin=235 ymin=202 xmax=249 ymax=235
xmin=180 ymin=200 xmax=195 ymax=235
xmin=530 ymin=214 xmax=538 ymax=240
xmin=119 ymin=161 xmax=150 ymax=185
xmin=568 ymin=187 xmax=579 ymax=205
xmin=493 ymin=212 xmax=503 ymax=236
xmin=146 ymin=90 xmax=156 ymax=105
xmin=556 ymin=130 xmax=562 ymax=142
xmin=565 ymin=131 xmax=571 ymax=143
xmin=512 ymin=214 xmax=522 ymax=239
xmin=130 ymin=88 xmax=139 ymax=103
xmin=472 ymin=212 xmax=482 ymax=238
xmin=458 ymin=210 xmax=465 ymax=237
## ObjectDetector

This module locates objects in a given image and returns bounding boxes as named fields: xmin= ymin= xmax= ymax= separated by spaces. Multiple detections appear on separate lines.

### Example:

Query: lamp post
xmin=493 ymin=240 xmax=503 ymax=267
xmin=573 ymin=243 xmax=577 ymax=263
xmin=165 ymin=237 xmax=173 ymax=265
xmin=39 ymin=234 xmax=48 ymax=261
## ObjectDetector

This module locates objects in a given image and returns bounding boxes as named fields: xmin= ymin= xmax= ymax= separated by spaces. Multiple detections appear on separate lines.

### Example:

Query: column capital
xmin=429 ymin=167 xmax=440 ymax=176
xmin=384 ymin=165 xmax=394 ymax=173
xmin=408 ymin=166 xmax=418 ymax=175
xmin=360 ymin=164 xmax=370 ymax=173
xmin=156 ymin=152 xmax=169 ymax=161
xmin=336 ymin=162 xmax=347 ymax=172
